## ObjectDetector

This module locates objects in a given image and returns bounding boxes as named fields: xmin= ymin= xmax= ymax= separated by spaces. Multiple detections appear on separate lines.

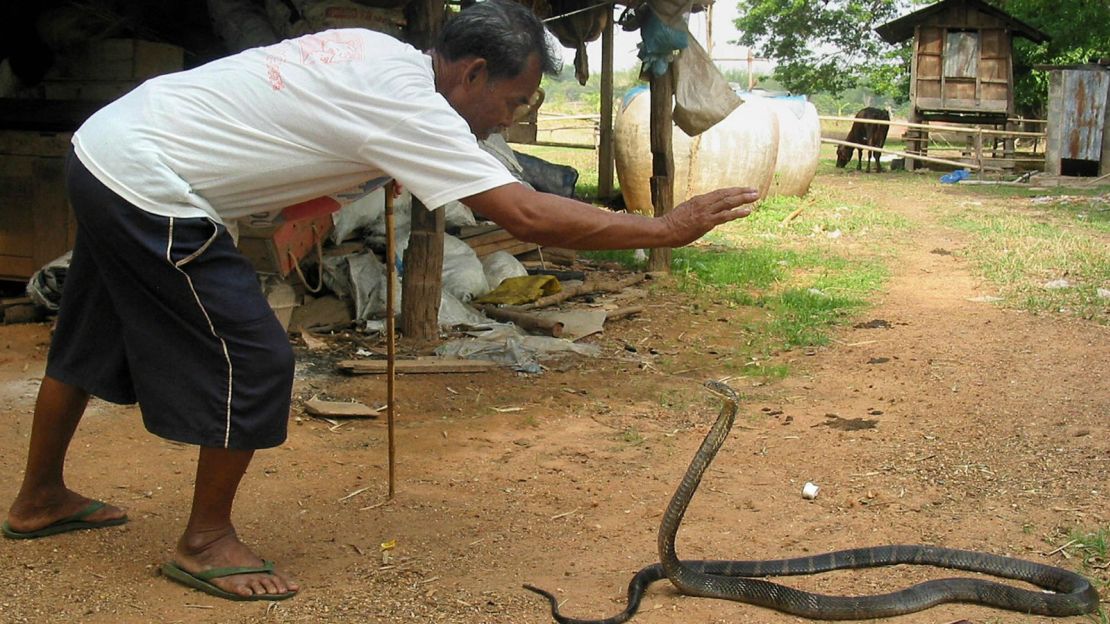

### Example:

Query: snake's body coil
xmin=525 ymin=380 xmax=1099 ymax=623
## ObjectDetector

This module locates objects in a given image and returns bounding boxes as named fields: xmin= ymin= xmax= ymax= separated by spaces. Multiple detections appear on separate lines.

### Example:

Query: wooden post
xmin=1003 ymin=120 xmax=1016 ymax=162
xmin=647 ymin=66 xmax=674 ymax=273
xmin=402 ymin=0 xmax=446 ymax=343
xmin=384 ymin=185 xmax=397 ymax=498
xmin=597 ymin=6 xmax=615 ymax=199
xmin=404 ymin=0 xmax=445 ymax=50
xmin=974 ymin=127 xmax=983 ymax=177
xmin=401 ymin=199 xmax=444 ymax=343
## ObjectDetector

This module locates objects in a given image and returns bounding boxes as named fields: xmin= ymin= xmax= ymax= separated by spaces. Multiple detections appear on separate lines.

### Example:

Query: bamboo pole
xmin=384 ymin=182 xmax=397 ymax=499
xmin=819 ymin=115 xmax=1046 ymax=139
xmin=821 ymin=137 xmax=1004 ymax=171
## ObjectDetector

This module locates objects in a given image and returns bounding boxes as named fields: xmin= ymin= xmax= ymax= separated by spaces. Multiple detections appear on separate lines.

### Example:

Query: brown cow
xmin=836 ymin=107 xmax=890 ymax=172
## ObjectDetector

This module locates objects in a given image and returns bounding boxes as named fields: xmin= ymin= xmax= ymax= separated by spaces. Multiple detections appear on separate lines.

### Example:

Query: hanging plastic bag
xmin=672 ymin=32 xmax=742 ymax=136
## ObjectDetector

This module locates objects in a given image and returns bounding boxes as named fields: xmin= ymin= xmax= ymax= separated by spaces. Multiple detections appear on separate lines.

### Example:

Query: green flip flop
xmin=161 ymin=560 xmax=298 ymax=602
xmin=2 ymin=501 xmax=127 ymax=539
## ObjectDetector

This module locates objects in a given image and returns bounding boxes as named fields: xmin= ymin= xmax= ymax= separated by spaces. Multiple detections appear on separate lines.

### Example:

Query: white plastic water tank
xmin=614 ymin=88 xmax=780 ymax=216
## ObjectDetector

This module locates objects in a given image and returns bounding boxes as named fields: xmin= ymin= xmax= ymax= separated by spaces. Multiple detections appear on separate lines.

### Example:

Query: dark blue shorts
xmin=47 ymin=149 xmax=293 ymax=449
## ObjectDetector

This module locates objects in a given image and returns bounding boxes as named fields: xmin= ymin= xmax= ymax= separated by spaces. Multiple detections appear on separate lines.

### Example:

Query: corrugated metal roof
xmin=875 ymin=0 xmax=1049 ymax=45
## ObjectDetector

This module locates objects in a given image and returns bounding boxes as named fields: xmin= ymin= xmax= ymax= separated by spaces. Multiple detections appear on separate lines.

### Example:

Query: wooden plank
xmin=470 ymin=240 xmax=540 ymax=258
xmin=460 ymin=228 xmax=516 ymax=248
xmin=455 ymin=223 xmax=501 ymax=238
xmin=0 ymin=156 xmax=35 ymax=262
xmin=916 ymin=97 xmax=1009 ymax=112
xmin=304 ymin=397 xmax=380 ymax=418
xmin=0 ymin=256 xmax=35 ymax=280
xmin=338 ymin=357 xmax=499 ymax=374
xmin=32 ymin=156 xmax=72 ymax=270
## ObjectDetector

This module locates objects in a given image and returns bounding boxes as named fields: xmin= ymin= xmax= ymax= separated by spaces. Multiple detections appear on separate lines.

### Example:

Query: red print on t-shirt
xmin=297 ymin=32 xmax=364 ymax=65
xmin=265 ymin=33 xmax=363 ymax=91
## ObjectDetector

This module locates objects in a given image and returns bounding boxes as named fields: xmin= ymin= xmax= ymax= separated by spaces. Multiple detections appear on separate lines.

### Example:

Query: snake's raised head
xmin=704 ymin=379 xmax=740 ymax=407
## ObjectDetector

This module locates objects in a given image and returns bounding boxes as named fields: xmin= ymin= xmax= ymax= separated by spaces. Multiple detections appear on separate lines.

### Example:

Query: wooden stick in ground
xmin=482 ymin=305 xmax=564 ymax=337
xmin=780 ymin=206 xmax=805 ymax=226
xmin=384 ymin=182 xmax=397 ymax=499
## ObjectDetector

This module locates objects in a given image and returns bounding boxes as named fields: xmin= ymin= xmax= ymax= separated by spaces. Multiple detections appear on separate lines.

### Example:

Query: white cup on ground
xmin=802 ymin=482 xmax=820 ymax=499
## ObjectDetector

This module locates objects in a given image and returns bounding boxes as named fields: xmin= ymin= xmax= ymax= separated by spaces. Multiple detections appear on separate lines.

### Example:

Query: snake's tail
xmin=523 ymin=577 xmax=649 ymax=624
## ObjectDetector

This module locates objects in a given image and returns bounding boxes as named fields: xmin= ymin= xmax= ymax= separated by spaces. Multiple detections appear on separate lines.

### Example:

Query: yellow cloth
xmin=474 ymin=275 xmax=562 ymax=306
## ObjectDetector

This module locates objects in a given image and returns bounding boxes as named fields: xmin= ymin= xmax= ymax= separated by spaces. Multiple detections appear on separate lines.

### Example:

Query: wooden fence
xmin=819 ymin=115 xmax=1047 ymax=172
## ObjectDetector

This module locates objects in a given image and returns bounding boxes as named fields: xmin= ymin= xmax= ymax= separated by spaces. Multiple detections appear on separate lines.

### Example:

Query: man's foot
xmin=169 ymin=528 xmax=299 ymax=599
xmin=5 ymin=489 xmax=127 ymax=535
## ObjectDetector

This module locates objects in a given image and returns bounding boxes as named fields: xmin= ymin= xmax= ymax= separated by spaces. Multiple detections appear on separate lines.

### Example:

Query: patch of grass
xmin=706 ymin=189 xmax=913 ymax=248
xmin=620 ymin=426 xmax=644 ymax=446
xmin=672 ymin=245 xmax=886 ymax=354
xmin=583 ymin=185 xmax=898 ymax=373
xmin=732 ymin=360 xmax=791 ymax=380
xmin=1061 ymin=525 xmax=1110 ymax=623
xmin=951 ymin=187 xmax=1110 ymax=232
xmin=1069 ymin=525 xmax=1109 ymax=564
xmin=943 ymin=210 xmax=1110 ymax=323
xmin=580 ymin=248 xmax=640 ymax=268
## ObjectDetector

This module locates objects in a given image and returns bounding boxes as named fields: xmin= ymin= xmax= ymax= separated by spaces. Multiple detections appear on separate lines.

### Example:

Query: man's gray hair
xmin=434 ymin=0 xmax=561 ymax=80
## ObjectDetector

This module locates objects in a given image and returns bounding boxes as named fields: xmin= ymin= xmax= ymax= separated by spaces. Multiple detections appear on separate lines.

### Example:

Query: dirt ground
xmin=1 ymin=172 xmax=1107 ymax=624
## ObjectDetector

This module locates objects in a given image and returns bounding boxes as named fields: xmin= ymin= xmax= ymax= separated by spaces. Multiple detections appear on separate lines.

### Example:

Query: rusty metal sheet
xmin=1061 ymin=69 xmax=1109 ymax=160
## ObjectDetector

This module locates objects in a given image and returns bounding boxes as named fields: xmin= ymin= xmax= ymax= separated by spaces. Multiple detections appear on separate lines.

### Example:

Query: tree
xmin=733 ymin=0 xmax=1110 ymax=113
xmin=731 ymin=0 xmax=909 ymax=97
xmin=1003 ymin=0 xmax=1110 ymax=115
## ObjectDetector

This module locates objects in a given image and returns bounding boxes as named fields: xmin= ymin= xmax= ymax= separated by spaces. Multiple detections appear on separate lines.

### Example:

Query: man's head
xmin=433 ymin=0 xmax=560 ymax=139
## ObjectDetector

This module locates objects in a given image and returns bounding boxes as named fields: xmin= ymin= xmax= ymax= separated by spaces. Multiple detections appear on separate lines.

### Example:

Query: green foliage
xmin=735 ymin=0 xmax=1110 ymax=113
xmin=539 ymin=64 xmax=640 ymax=112
xmin=1006 ymin=0 xmax=1110 ymax=115
xmin=732 ymin=0 xmax=904 ymax=96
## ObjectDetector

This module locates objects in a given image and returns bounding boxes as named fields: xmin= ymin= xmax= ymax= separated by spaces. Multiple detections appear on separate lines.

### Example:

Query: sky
xmin=558 ymin=2 xmax=776 ymax=77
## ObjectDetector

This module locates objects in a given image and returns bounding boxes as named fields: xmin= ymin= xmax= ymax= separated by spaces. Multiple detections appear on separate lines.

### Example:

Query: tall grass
xmin=941 ymin=191 xmax=1110 ymax=323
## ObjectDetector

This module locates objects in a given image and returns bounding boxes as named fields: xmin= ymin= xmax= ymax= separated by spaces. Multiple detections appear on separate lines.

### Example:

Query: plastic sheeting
xmin=435 ymin=324 xmax=600 ymax=373
xmin=26 ymin=252 xmax=71 ymax=312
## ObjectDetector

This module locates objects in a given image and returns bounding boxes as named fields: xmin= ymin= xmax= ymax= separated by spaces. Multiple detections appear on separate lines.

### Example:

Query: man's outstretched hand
xmin=661 ymin=186 xmax=761 ymax=247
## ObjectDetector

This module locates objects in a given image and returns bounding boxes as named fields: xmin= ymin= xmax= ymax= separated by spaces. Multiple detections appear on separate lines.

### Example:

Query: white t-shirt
xmin=72 ymin=29 xmax=517 ymax=225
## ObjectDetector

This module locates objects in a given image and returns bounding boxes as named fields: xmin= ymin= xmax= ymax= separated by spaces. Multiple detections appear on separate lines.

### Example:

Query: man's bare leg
xmin=170 ymin=446 xmax=299 ymax=598
xmin=6 ymin=376 xmax=127 ymax=531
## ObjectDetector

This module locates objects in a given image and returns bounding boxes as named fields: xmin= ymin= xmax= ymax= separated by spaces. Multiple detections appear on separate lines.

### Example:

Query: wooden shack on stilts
xmin=875 ymin=0 xmax=1049 ymax=171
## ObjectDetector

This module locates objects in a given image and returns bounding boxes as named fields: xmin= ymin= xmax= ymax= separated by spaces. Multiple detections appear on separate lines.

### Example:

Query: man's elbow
xmin=499 ymin=219 xmax=562 ymax=247
xmin=466 ymin=186 xmax=562 ymax=246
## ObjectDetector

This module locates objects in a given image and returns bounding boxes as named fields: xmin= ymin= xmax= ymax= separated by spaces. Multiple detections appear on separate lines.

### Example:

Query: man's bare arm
xmin=461 ymin=183 xmax=759 ymax=251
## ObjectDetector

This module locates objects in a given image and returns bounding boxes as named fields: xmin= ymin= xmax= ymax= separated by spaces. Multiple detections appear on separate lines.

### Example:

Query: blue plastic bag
xmin=637 ymin=10 xmax=687 ymax=76
xmin=939 ymin=169 xmax=970 ymax=184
